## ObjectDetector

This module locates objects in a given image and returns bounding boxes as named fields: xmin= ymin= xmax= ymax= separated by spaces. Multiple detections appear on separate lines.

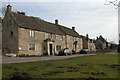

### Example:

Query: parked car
xmin=5 ymin=53 xmax=17 ymax=57
xmin=58 ymin=48 xmax=73 ymax=55
xmin=80 ymin=49 xmax=90 ymax=54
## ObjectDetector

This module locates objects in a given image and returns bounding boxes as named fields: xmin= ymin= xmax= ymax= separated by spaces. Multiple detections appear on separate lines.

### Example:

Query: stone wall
xmin=88 ymin=42 xmax=96 ymax=52
xmin=66 ymin=35 xmax=83 ymax=52
xmin=2 ymin=12 xmax=19 ymax=55
xmin=2 ymin=12 xmax=83 ymax=56
xmin=18 ymin=28 xmax=45 ymax=55
xmin=18 ymin=28 xmax=66 ymax=55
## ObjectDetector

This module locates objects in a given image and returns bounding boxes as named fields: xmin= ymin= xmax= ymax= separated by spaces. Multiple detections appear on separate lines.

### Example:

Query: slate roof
xmin=99 ymin=35 xmax=107 ymax=43
xmin=79 ymin=35 xmax=88 ymax=42
xmin=10 ymin=12 xmax=80 ymax=37
xmin=58 ymin=25 xmax=80 ymax=37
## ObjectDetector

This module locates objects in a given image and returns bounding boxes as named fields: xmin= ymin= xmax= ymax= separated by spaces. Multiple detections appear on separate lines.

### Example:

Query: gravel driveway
xmin=2 ymin=54 xmax=95 ymax=64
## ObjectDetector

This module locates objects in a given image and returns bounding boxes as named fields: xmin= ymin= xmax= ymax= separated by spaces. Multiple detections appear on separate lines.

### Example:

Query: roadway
xmin=1 ymin=50 xmax=119 ymax=64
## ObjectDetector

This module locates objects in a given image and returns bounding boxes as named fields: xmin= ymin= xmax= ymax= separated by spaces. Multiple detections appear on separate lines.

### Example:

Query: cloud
xmin=2 ymin=1 xmax=118 ymax=44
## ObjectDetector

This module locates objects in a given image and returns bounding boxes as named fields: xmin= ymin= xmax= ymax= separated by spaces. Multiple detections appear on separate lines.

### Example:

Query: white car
xmin=5 ymin=53 xmax=17 ymax=57
xmin=64 ymin=49 xmax=73 ymax=55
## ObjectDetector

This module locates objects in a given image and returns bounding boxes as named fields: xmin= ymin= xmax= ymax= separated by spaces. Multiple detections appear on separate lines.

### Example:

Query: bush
xmin=72 ymin=50 xmax=76 ymax=54
xmin=19 ymin=54 xmax=41 ymax=57
xmin=18 ymin=53 xmax=49 ymax=57
xmin=43 ymin=52 xmax=48 ymax=56
xmin=117 ymin=44 xmax=120 ymax=53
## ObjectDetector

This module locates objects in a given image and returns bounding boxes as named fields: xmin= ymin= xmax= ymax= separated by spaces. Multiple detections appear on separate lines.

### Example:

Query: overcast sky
xmin=1 ymin=0 xmax=119 ymax=44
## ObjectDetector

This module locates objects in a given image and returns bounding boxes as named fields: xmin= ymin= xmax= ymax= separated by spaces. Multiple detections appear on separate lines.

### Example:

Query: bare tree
xmin=2 ymin=6 xmax=7 ymax=17
xmin=17 ymin=11 xmax=26 ymax=15
xmin=105 ymin=0 xmax=120 ymax=9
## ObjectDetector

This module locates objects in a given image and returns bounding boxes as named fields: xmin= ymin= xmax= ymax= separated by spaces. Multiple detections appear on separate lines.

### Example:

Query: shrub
xmin=72 ymin=50 xmax=76 ymax=54
xmin=43 ymin=52 xmax=48 ymax=56
xmin=117 ymin=44 xmax=120 ymax=53
xmin=19 ymin=54 xmax=41 ymax=57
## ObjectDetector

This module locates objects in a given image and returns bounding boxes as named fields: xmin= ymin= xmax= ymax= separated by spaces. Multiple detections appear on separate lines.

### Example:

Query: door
xmin=49 ymin=44 xmax=53 ymax=55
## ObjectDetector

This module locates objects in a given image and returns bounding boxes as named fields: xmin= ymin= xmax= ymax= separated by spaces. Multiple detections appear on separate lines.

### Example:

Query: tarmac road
xmin=2 ymin=54 xmax=95 ymax=64
xmin=1 ymin=50 xmax=119 ymax=64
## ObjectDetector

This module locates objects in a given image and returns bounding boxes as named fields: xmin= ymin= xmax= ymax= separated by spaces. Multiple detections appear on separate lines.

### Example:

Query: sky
xmin=1 ymin=0 xmax=119 ymax=44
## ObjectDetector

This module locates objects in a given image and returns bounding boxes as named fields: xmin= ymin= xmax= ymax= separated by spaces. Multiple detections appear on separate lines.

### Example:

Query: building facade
xmin=80 ymin=34 xmax=96 ymax=52
xmin=94 ymin=35 xmax=108 ymax=50
xmin=2 ymin=5 xmax=83 ymax=55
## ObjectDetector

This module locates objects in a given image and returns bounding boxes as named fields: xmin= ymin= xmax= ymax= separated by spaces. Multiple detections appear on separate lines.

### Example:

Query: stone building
xmin=80 ymin=34 xmax=96 ymax=52
xmin=2 ymin=5 xmax=83 ymax=55
xmin=88 ymin=39 xmax=96 ymax=52
xmin=94 ymin=35 xmax=108 ymax=50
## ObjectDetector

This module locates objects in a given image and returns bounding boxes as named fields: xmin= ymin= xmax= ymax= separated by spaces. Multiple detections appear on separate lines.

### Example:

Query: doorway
xmin=49 ymin=44 xmax=53 ymax=55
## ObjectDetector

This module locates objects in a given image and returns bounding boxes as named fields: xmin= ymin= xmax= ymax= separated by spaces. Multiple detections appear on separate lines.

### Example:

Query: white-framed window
xmin=45 ymin=33 xmax=49 ymax=39
xmin=50 ymin=33 xmax=52 ymax=39
xmin=60 ymin=36 xmax=63 ymax=40
xmin=29 ymin=44 xmax=35 ymax=50
xmin=53 ymin=35 xmax=56 ymax=40
xmin=29 ymin=30 xmax=35 ymax=37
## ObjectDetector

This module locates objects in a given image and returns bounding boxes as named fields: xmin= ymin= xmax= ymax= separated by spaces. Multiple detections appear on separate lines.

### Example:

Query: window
xmin=56 ymin=45 xmax=61 ymax=51
xmin=10 ymin=20 xmax=14 ymax=25
xmin=11 ymin=31 xmax=13 ymax=36
xmin=60 ymin=36 xmax=63 ymax=40
xmin=29 ymin=44 xmax=35 ymax=50
xmin=50 ymin=33 xmax=52 ymax=39
xmin=53 ymin=35 xmax=56 ymax=40
xmin=45 ymin=33 xmax=49 ymax=39
xmin=30 ymin=30 xmax=35 ymax=37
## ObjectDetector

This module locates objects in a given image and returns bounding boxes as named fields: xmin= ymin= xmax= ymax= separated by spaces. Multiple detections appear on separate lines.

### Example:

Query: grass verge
xmin=2 ymin=54 xmax=119 ymax=79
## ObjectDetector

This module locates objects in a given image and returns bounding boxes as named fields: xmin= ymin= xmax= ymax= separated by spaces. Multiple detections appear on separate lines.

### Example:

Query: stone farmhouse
xmin=2 ymin=5 xmax=83 ymax=55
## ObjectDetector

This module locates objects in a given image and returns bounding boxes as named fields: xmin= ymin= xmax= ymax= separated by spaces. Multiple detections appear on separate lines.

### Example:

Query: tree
xmin=17 ymin=11 xmax=26 ymax=15
xmin=2 ymin=6 xmax=7 ymax=17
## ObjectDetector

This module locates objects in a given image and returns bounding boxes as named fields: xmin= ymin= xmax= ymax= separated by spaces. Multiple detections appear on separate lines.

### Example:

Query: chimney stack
xmin=86 ymin=34 xmax=89 ymax=41
xmin=55 ymin=19 xmax=58 ymax=25
xmin=96 ymin=36 xmax=98 ymax=39
xmin=7 ymin=5 xmax=12 ymax=12
xmin=86 ymin=34 xmax=88 ymax=38
xmin=72 ymin=27 xmax=75 ymax=30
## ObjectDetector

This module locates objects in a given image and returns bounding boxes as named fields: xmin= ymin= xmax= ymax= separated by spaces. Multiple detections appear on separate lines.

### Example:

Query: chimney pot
xmin=55 ymin=19 xmax=58 ymax=25
xmin=86 ymin=34 xmax=89 ymax=41
xmin=7 ymin=5 xmax=12 ymax=11
xmin=72 ymin=27 xmax=75 ymax=30
xmin=86 ymin=34 xmax=89 ymax=38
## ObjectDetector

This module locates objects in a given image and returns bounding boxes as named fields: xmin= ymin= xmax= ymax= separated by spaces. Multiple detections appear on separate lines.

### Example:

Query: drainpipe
xmin=65 ymin=34 xmax=67 ymax=48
